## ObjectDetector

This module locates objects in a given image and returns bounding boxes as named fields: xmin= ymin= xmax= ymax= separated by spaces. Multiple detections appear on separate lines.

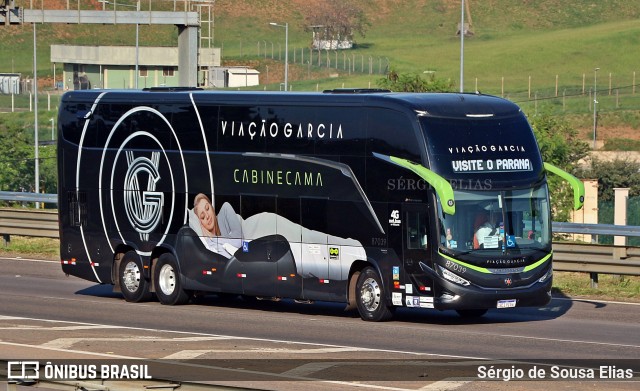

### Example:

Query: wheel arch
xmin=345 ymin=258 xmax=384 ymax=311
xmin=149 ymin=245 xmax=179 ymax=293
xmin=111 ymin=243 xmax=136 ymax=290
xmin=111 ymin=243 xmax=177 ymax=294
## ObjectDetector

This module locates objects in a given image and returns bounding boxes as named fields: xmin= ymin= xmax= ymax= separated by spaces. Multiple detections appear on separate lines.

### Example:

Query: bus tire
xmin=456 ymin=309 xmax=488 ymax=318
xmin=355 ymin=266 xmax=394 ymax=322
xmin=154 ymin=253 xmax=190 ymax=305
xmin=118 ymin=251 xmax=152 ymax=303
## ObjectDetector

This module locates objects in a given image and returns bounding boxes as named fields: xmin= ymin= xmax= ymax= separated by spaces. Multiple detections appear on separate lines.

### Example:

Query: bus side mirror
xmin=543 ymin=162 xmax=585 ymax=210
xmin=373 ymin=153 xmax=455 ymax=215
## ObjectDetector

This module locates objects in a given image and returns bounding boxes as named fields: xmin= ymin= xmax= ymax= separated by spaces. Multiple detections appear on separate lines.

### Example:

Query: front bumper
xmin=420 ymin=260 xmax=553 ymax=310
xmin=434 ymin=276 xmax=552 ymax=310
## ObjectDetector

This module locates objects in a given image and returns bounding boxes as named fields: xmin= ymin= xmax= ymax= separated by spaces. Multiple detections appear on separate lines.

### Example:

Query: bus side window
xmin=367 ymin=108 xmax=422 ymax=162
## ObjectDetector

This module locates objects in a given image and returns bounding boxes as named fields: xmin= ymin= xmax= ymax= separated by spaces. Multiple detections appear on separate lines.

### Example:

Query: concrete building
xmin=51 ymin=44 xmax=220 ymax=90
xmin=209 ymin=67 xmax=260 ymax=88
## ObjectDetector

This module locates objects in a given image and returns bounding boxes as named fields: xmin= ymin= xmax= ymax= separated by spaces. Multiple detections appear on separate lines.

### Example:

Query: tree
xmin=575 ymin=158 xmax=640 ymax=245
xmin=38 ymin=144 xmax=58 ymax=195
xmin=0 ymin=115 xmax=36 ymax=194
xmin=0 ymin=113 xmax=58 ymax=201
xmin=377 ymin=70 xmax=455 ymax=92
xmin=575 ymin=158 xmax=640 ymax=202
xmin=529 ymin=114 xmax=590 ymax=221
xmin=301 ymin=0 xmax=370 ymax=48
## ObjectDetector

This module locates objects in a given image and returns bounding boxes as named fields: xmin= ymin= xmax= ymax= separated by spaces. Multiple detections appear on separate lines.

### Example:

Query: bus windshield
xmin=437 ymin=183 xmax=551 ymax=256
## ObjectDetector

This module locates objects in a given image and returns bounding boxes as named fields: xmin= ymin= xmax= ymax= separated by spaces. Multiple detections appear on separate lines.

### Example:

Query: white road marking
xmin=3 ymin=315 xmax=639 ymax=391
xmin=418 ymin=381 xmax=471 ymax=391
xmin=280 ymin=362 xmax=341 ymax=377
xmin=479 ymin=333 xmax=640 ymax=349
xmin=163 ymin=346 xmax=368 ymax=360
xmin=0 ymin=315 xmax=486 ymax=391
xmin=41 ymin=336 xmax=232 ymax=349
xmin=0 ymin=340 xmax=445 ymax=391
xmin=0 ymin=315 xmax=485 ymax=360
xmin=0 ymin=257 xmax=58 ymax=263
xmin=0 ymin=340 xmax=143 ymax=359
xmin=552 ymin=297 xmax=640 ymax=306
xmin=0 ymin=325 xmax=121 ymax=331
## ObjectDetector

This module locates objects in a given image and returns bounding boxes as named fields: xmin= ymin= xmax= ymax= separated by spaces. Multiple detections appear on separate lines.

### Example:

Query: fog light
xmin=441 ymin=291 xmax=459 ymax=301
xmin=538 ymin=268 xmax=553 ymax=283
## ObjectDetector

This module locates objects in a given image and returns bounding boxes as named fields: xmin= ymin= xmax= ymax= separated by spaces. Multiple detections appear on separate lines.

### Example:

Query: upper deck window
xmin=419 ymin=114 xmax=543 ymax=188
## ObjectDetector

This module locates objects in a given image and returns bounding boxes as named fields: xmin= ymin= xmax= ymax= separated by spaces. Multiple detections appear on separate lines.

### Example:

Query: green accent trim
xmin=389 ymin=156 xmax=456 ymax=215
xmin=523 ymin=252 xmax=552 ymax=272
xmin=438 ymin=251 xmax=491 ymax=274
xmin=544 ymin=162 xmax=585 ymax=210
xmin=439 ymin=251 xmax=552 ymax=274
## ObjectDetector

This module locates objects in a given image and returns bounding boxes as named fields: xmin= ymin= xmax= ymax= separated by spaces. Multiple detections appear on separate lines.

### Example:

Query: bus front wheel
xmin=355 ymin=267 xmax=394 ymax=321
xmin=118 ymin=251 xmax=152 ymax=303
xmin=154 ymin=253 xmax=190 ymax=305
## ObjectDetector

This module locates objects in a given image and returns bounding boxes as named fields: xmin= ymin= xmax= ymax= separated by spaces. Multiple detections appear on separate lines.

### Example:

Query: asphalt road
xmin=1 ymin=256 xmax=639 ymax=391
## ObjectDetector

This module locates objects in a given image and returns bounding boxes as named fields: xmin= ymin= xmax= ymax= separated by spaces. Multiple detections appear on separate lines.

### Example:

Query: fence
xmin=256 ymin=43 xmax=390 ymax=76
xmin=0 ymin=90 xmax=62 ymax=113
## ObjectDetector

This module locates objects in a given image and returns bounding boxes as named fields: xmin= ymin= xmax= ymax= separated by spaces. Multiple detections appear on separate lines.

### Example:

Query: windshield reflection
xmin=438 ymin=183 xmax=551 ymax=257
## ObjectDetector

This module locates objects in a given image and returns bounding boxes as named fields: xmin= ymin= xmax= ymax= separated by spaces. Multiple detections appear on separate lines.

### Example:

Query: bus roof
xmin=61 ymin=90 xmax=522 ymax=119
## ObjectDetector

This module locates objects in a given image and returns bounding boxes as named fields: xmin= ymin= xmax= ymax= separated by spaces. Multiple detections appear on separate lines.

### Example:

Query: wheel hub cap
xmin=361 ymin=277 xmax=381 ymax=311
xmin=159 ymin=264 xmax=176 ymax=295
xmin=122 ymin=262 xmax=141 ymax=292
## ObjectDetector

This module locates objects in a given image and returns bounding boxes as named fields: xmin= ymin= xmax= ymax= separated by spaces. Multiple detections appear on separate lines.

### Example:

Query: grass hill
xmin=3 ymin=0 xmax=640 ymax=143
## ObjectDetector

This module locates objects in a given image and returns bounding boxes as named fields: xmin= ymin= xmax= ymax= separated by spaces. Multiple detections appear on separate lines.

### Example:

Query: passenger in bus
xmin=445 ymin=227 xmax=455 ymax=248
xmin=191 ymin=193 xmax=243 ymax=257
xmin=473 ymin=212 xmax=498 ymax=249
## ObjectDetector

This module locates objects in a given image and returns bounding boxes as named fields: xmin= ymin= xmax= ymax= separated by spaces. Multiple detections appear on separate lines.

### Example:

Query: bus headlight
xmin=538 ymin=268 xmax=553 ymax=283
xmin=438 ymin=265 xmax=471 ymax=286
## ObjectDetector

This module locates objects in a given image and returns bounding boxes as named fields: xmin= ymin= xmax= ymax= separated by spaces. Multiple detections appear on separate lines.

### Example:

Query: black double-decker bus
xmin=57 ymin=89 xmax=583 ymax=321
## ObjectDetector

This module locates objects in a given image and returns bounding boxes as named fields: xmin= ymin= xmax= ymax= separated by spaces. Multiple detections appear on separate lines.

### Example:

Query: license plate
xmin=497 ymin=299 xmax=517 ymax=308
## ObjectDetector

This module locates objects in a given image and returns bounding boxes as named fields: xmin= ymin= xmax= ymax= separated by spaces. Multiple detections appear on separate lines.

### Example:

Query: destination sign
xmin=451 ymin=158 xmax=532 ymax=173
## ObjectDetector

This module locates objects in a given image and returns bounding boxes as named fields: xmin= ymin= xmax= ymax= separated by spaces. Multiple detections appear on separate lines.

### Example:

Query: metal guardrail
xmin=552 ymin=221 xmax=640 ymax=281
xmin=0 ymin=191 xmax=58 ymax=204
xmin=552 ymin=221 xmax=640 ymax=237
xmin=0 ymin=208 xmax=59 ymax=243
xmin=552 ymin=243 xmax=640 ymax=276
xmin=0 ymin=192 xmax=638 ymax=279
xmin=0 ymin=192 xmax=59 ymax=243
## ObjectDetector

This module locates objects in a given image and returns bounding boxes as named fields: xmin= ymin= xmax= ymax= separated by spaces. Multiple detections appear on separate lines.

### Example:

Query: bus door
xmin=402 ymin=204 xmax=433 ymax=302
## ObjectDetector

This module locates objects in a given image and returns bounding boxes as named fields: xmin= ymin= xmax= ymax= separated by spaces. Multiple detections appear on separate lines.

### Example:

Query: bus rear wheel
xmin=355 ymin=267 xmax=394 ymax=322
xmin=118 ymin=251 xmax=152 ymax=303
xmin=154 ymin=253 xmax=190 ymax=305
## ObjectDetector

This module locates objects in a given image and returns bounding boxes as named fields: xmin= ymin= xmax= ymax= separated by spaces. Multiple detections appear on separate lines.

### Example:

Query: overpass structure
xmin=0 ymin=0 xmax=207 ymax=87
